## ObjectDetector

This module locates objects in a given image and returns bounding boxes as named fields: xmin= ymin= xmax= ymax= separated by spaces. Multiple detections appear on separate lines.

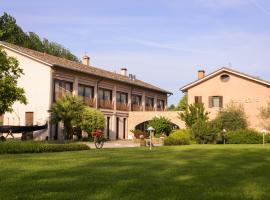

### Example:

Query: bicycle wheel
xmin=95 ymin=140 xmax=104 ymax=149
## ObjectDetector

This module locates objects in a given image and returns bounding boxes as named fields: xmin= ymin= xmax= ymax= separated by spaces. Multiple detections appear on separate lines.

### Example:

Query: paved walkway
xmin=87 ymin=140 xmax=140 ymax=149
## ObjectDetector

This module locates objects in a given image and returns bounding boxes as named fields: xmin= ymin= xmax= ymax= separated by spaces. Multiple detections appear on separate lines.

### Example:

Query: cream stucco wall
xmin=2 ymin=48 xmax=52 ymax=139
xmin=187 ymin=72 xmax=270 ymax=130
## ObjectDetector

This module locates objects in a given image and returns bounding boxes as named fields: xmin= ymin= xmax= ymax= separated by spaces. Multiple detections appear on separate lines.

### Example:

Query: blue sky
xmin=1 ymin=0 xmax=270 ymax=104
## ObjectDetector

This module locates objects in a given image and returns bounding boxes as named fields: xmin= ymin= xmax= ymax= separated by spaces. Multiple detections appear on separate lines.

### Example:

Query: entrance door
xmin=106 ymin=117 xmax=110 ymax=139
xmin=25 ymin=112 xmax=34 ymax=125
xmin=123 ymin=118 xmax=126 ymax=139
xmin=24 ymin=112 xmax=34 ymax=140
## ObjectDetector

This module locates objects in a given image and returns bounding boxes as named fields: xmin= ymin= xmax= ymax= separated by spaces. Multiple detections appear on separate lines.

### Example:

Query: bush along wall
xmin=0 ymin=141 xmax=90 ymax=154
xmin=226 ymin=129 xmax=263 ymax=144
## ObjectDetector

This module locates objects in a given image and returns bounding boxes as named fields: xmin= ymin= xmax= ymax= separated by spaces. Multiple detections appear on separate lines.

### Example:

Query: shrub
xmin=164 ymin=129 xmax=191 ymax=145
xmin=215 ymin=102 xmax=247 ymax=131
xmin=226 ymin=129 xmax=263 ymax=144
xmin=179 ymin=103 xmax=209 ymax=128
xmin=191 ymin=119 xmax=219 ymax=144
xmin=80 ymin=107 xmax=105 ymax=136
xmin=0 ymin=141 xmax=90 ymax=154
xmin=148 ymin=116 xmax=173 ymax=136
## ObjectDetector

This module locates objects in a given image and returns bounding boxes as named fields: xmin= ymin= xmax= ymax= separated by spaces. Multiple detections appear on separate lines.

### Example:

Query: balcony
xmin=116 ymin=102 xmax=129 ymax=111
xmin=54 ymin=91 xmax=72 ymax=102
xmin=99 ymin=100 xmax=114 ymax=110
xmin=131 ymin=104 xmax=143 ymax=111
xmin=83 ymin=97 xmax=96 ymax=107
xmin=145 ymin=105 xmax=155 ymax=111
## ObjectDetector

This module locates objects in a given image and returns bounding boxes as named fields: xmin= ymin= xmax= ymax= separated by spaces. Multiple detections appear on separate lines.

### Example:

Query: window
xmin=54 ymin=79 xmax=73 ymax=101
xmin=220 ymin=74 xmax=230 ymax=82
xmin=132 ymin=95 xmax=141 ymax=106
xmin=209 ymin=96 xmax=223 ymax=108
xmin=157 ymin=99 xmax=165 ymax=110
xmin=195 ymin=96 xmax=202 ymax=104
xmin=116 ymin=92 xmax=128 ymax=104
xmin=145 ymin=97 xmax=154 ymax=107
xmin=98 ymin=88 xmax=112 ymax=101
xmin=79 ymin=84 xmax=94 ymax=107
xmin=0 ymin=115 xmax=3 ymax=125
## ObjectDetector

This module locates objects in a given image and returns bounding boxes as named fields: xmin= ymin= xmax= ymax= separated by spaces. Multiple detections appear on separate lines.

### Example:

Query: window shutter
xmin=219 ymin=96 xmax=223 ymax=108
xmin=209 ymin=96 xmax=213 ymax=108
xmin=198 ymin=96 xmax=202 ymax=103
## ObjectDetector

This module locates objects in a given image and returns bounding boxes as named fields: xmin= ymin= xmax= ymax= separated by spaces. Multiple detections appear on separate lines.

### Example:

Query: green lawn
xmin=1 ymin=145 xmax=270 ymax=200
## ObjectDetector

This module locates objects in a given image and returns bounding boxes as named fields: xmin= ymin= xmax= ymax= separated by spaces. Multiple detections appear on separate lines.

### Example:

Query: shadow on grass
xmin=0 ymin=145 xmax=270 ymax=200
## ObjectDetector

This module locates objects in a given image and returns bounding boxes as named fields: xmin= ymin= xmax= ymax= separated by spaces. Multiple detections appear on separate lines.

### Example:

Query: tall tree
xmin=179 ymin=103 xmax=209 ymax=128
xmin=0 ymin=12 xmax=79 ymax=62
xmin=0 ymin=48 xmax=27 ymax=114
xmin=49 ymin=95 xmax=85 ymax=140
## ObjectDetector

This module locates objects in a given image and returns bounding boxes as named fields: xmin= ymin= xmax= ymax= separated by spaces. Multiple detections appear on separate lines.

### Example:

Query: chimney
xmin=82 ymin=55 xmax=90 ymax=66
xmin=121 ymin=68 xmax=127 ymax=76
xmin=198 ymin=70 xmax=205 ymax=79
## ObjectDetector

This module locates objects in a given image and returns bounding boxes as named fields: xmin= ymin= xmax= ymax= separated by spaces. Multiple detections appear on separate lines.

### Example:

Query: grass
xmin=0 ymin=144 xmax=270 ymax=200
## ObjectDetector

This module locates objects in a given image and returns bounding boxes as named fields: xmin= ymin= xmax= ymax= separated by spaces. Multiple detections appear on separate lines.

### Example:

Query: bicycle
xmin=92 ymin=129 xmax=106 ymax=149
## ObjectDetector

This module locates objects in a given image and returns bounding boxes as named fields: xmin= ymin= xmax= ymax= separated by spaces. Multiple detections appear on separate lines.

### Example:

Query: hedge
xmin=226 ymin=129 xmax=263 ymax=144
xmin=0 ymin=141 xmax=90 ymax=154
xmin=164 ymin=129 xmax=191 ymax=146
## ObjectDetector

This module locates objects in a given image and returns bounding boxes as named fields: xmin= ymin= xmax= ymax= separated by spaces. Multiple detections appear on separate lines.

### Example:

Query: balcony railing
xmin=99 ymin=99 xmax=114 ymax=110
xmin=157 ymin=107 xmax=165 ymax=111
xmin=83 ymin=97 xmax=96 ymax=107
xmin=54 ymin=91 xmax=72 ymax=101
xmin=145 ymin=105 xmax=155 ymax=111
xmin=116 ymin=102 xmax=129 ymax=111
xmin=131 ymin=104 xmax=143 ymax=111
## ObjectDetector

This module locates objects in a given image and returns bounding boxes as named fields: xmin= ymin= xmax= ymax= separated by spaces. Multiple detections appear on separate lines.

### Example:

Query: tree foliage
xmin=215 ymin=102 xmax=247 ymax=131
xmin=179 ymin=103 xmax=209 ymax=128
xmin=149 ymin=116 xmax=173 ymax=136
xmin=191 ymin=119 xmax=219 ymax=144
xmin=0 ymin=48 xmax=26 ymax=114
xmin=49 ymin=95 xmax=85 ymax=140
xmin=79 ymin=107 xmax=105 ymax=135
xmin=168 ymin=95 xmax=188 ymax=111
xmin=259 ymin=102 xmax=270 ymax=131
xmin=0 ymin=12 xmax=79 ymax=61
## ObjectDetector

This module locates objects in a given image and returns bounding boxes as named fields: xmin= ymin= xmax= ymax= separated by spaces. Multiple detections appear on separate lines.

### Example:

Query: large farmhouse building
xmin=181 ymin=68 xmax=270 ymax=130
xmin=0 ymin=41 xmax=173 ymax=140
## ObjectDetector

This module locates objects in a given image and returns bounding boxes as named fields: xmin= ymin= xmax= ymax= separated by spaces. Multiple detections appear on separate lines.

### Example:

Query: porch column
xmin=111 ymin=114 xmax=117 ymax=139
xmin=154 ymin=95 xmax=157 ymax=111
xmin=113 ymin=85 xmax=117 ymax=111
xmin=142 ymin=91 xmax=146 ymax=111
xmin=73 ymin=76 xmax=78 ymax=96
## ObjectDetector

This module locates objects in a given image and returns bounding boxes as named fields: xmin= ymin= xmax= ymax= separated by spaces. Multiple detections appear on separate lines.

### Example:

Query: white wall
xmin=2 ymin=48 xmax=52 ymax=139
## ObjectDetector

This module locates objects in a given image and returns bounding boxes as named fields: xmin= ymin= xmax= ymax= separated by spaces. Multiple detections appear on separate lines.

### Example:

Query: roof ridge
xmin=181 ymin=67 xmax=270 ymax=92
xmin=0 ymin=41 xmax=172 ymax=94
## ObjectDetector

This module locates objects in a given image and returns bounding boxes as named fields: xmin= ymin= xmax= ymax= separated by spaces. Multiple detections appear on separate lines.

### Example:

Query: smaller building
xmin=181 ymin=67 xmax=270 ymax=130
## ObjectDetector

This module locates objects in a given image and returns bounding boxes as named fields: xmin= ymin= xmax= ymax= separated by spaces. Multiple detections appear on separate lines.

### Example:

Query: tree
xmin=215 ymin=102 xmax=247 ymax=131
xmin=259 ymin=102 xmax=270 ymax=131
xmin=0 ymin=48 xmax=27 ymax=114
xmin=176 ymin=95 xmax=188 ymax=111
xmin=191 ymin=119 xmax=219 ymax=144
xmin=49 ymin=95 xmax=85 ymax=140
xmin=0 ymin=12 xmax=79 ymax=62
xmin=80 ymin=107 xmax=105 ymax=136
xmin=167 ymin=95 xmax=188 ymax=111
xmin=179 ymin=103 xmax=209 ymax=128
xmin=148 ymin=116 xmax=173 ymax=136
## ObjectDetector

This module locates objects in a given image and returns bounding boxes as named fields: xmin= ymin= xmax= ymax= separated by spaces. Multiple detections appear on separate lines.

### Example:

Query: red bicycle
xmin=92 ymin=130 xmax=105 ymax=149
